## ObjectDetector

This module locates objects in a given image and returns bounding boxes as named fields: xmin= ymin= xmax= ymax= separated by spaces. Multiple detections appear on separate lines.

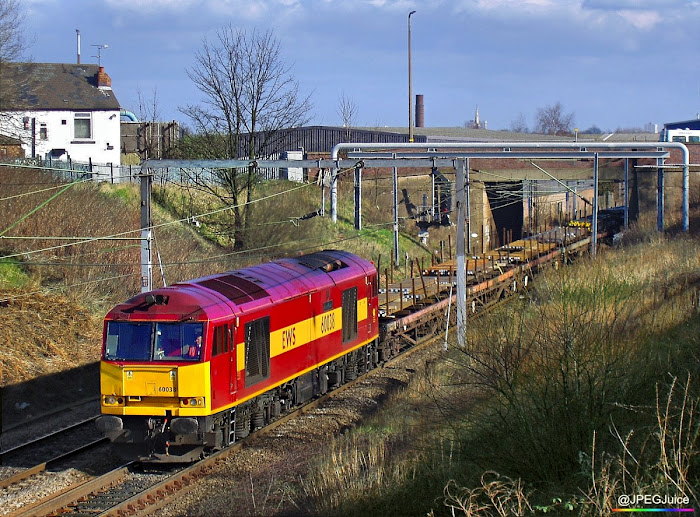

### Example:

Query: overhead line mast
xmin=139 ymin=170 xmax=153 ymax=293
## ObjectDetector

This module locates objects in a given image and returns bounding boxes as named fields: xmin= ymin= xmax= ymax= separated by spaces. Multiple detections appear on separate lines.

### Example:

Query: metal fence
xmin=1 ymin=156 xmax=136 ymax=183
xmin=1 ymin=157 xmax=304 ymax=185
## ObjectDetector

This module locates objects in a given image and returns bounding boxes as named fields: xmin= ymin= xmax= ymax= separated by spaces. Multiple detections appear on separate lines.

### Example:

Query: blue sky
xmin=21 ymin=0 xmax=700 ymax=132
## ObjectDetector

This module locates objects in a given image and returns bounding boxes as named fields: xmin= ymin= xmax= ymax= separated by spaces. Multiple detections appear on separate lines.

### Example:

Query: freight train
xmin=96 ymin=250 xmax=381 ymax=462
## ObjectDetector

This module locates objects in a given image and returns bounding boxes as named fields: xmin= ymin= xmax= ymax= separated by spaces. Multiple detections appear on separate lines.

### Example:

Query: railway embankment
xmin=289 ymin=228 xmax=700 ymax=516
xmin=103 ymin=225 xmax=699 ymax=516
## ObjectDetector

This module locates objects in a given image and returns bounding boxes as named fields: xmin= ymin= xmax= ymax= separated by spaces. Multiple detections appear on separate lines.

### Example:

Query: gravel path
xmin=158 ymin=345 xmax=436 ymax=516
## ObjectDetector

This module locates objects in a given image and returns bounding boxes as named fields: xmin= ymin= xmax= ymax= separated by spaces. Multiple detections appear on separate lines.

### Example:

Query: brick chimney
xmin=97 ymin=66 xmax=112 ymax=89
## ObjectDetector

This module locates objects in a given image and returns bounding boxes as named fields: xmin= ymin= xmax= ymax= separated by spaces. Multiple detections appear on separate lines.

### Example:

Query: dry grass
xmin=0 ymin=290 xmax=102 ymax=386
xmin=298 ymin=359 xmax=453 ymax=516
xmin=438 ymin=474 xmax=533 ymax=517
xmin=582 ymin=375 xmax=699 ymax=514
xmin=295 ymin=216 xmax=700 ymax=516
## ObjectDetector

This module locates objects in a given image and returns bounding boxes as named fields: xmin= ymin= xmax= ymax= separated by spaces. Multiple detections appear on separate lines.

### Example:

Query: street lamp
xmin=408 ymin=10 xmax=416 ymax=143
xmin=91 ymin=44 xmax=109 ymax=66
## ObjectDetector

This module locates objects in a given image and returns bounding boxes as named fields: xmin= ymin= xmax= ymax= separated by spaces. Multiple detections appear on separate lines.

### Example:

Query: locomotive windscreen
xmin=105 ymin=321 xmax=204 ymax=361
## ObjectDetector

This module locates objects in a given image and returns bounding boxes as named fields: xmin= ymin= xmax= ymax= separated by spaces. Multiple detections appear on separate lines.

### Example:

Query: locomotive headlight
xmin=103 ymin=395 xmax=124 ymax=406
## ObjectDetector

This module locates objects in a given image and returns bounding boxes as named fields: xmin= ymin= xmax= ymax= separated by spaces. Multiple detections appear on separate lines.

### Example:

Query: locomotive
xmin=96 ymin=250 xmax=380 ymax=462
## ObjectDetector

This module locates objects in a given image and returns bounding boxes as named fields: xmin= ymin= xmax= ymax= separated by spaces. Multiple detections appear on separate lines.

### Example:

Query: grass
xmin=295 ymin=220 xmax=700 ymax=516
xmin=0 ymin=256 xmax=31 ymax=289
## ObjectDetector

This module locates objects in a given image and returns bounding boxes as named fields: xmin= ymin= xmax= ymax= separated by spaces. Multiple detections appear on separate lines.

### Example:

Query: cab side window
xmin=213 ymin=324 xmax=231 ymax=357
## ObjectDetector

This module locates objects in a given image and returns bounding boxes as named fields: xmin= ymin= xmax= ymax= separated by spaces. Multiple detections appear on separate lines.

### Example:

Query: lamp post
xmin=408 ymin=10 xmax=416 ymax=143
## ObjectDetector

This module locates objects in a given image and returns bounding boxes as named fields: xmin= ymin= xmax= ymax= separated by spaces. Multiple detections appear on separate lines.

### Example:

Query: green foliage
xmin=533 ymin=497 xmax=578 ymax=513
xmin=170 ymin=133 xmax=231 ymax=159
xmin=100 ymin=183 xmax=139 ymax=205
xmin=0 ymin=256 xmax=30 ymax=289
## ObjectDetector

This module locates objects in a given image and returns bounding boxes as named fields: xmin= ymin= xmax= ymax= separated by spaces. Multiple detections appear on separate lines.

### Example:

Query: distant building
xmin=121 ymin=120 xmax=181 ymax=160
xmin=0 ymin=63 xmax=121 ymax=166
xmin=0 ymin=134 xmax=24 ymax=159
xmin=465 ymin=106 xmax=487 ymax=130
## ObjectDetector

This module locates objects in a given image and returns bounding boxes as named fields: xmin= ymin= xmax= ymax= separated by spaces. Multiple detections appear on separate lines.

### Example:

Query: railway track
xmin=1 ymin=415 xmax=100 ymax=465
xmin=4 ymin=228 xmax=598 ymax=516
xmin=0 ymin=429 xmax=108 ymax=491
xmin=12 ymin=348 xmax=406 ymax=516
xmin=379 ymin=227 xmax=593 ymax=349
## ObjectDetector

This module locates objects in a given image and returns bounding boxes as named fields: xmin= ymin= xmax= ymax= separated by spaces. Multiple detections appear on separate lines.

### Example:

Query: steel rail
xmin=10 ymin=463 xmax=134 ymax=517
xmin=20 ymin=229 xmax=601 ymax=515
xmin=0 ymin=415 xmax=99 ymax=460
xmin=0 ymin=437 xmax=108 ymax=491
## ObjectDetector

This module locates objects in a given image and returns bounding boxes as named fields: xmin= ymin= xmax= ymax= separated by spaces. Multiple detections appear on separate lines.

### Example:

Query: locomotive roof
xmin=106 ymin=250 xmax=375 ymax=321
xmin=190 ymin=250 xmax=372 ymax=305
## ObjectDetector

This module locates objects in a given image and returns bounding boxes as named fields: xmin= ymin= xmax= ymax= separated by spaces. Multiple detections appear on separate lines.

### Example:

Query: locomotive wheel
xmin=235 ymin=411 xmax=250 ymax=439
xmin=251 ymin=408 xmax=265 ymax=430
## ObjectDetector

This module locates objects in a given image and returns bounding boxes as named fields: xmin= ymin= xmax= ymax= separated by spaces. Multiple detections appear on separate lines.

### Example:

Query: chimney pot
xmin=97 ymin=66 xmax=112 ymax=89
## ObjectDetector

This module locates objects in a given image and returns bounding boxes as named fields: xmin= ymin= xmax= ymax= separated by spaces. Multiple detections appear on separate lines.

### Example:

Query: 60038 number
xmin=321 ymin=313 xmax=335 ymax=333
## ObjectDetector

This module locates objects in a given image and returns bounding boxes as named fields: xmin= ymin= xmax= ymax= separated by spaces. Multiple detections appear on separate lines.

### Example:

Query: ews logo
xmin=282 ymin=327 xmax=296 ymax=349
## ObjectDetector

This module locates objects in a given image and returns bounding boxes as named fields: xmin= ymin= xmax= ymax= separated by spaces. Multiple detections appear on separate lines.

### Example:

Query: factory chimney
xmin=415 ymin=94 xmax=424 ymax=128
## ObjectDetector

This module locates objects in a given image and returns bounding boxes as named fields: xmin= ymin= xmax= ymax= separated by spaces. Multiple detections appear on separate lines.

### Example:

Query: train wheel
xmin=346 ymin=354 xmax=357 ymax=381
xmin=235 ymin=410 xmax=250 ymax=439
xmin=251 ymin=407 xmax=265 ymax=430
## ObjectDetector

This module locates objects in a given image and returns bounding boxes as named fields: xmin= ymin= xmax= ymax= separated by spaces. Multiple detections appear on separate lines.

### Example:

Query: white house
xmin=0 ymin=63 xmax=121 ymax=166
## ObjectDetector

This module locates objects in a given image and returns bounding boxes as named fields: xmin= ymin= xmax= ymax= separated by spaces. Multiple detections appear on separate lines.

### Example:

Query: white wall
xmin=4 ymin=109 xmax=121 ymax=166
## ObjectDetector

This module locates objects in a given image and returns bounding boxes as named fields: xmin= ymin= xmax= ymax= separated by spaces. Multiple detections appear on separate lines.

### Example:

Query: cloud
xmin=582 ymin=0 xmax=684 ymax=10
xmin=104 ymin=0 xmax=197 ymax=12
xmin=616 ymin=9 xmax=661 ymax=29
xmin=103 ymin=0 xmax=303 ymax=19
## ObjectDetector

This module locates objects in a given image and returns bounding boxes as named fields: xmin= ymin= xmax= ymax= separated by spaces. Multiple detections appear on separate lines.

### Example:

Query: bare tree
xmin=136 ymin=86 xmax=162 ymax=160
xmin=0 ymin=0 xmax=27 ymax=65
xmin=180 ymin=26 xmax=312 ymax=250
xmin=534 ymin=102 xmax=575 ymax=136
xmin=337 ymin=91 xmax=358 ymax=129
xmin=510 ymin=112 xmax=529 ymax=133
xmin=0 ymin=0 xmax=32 ymax=136
xmin=337 ymin=91 xmax=357 ymax=143
xmin=137 ymin=85 xmax=160 ymax=123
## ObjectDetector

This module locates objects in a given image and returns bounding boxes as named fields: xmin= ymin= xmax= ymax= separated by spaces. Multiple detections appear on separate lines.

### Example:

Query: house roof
xmin=0 ymin=62 xmax=120 ymax=111
xmin=0 ymin=134 xmax=22 ymax=145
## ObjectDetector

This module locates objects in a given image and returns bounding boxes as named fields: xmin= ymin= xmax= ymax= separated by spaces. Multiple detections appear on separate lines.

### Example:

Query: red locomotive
xmin=96 ymin=250 xmax=380 ymax=461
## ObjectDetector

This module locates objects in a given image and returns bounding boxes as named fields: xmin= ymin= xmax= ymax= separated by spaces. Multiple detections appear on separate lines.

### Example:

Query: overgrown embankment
xmin=0 ymin=167 xmax=437 ymax=390
xmin=298 ymin=230 xmax=700 ymax=516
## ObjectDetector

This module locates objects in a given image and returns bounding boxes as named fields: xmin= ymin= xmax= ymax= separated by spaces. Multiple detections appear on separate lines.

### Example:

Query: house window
xmin=39 ymin=123 xmax=47 ymax=140
xmin=74 ymin=112 xmax=91 ymax=139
